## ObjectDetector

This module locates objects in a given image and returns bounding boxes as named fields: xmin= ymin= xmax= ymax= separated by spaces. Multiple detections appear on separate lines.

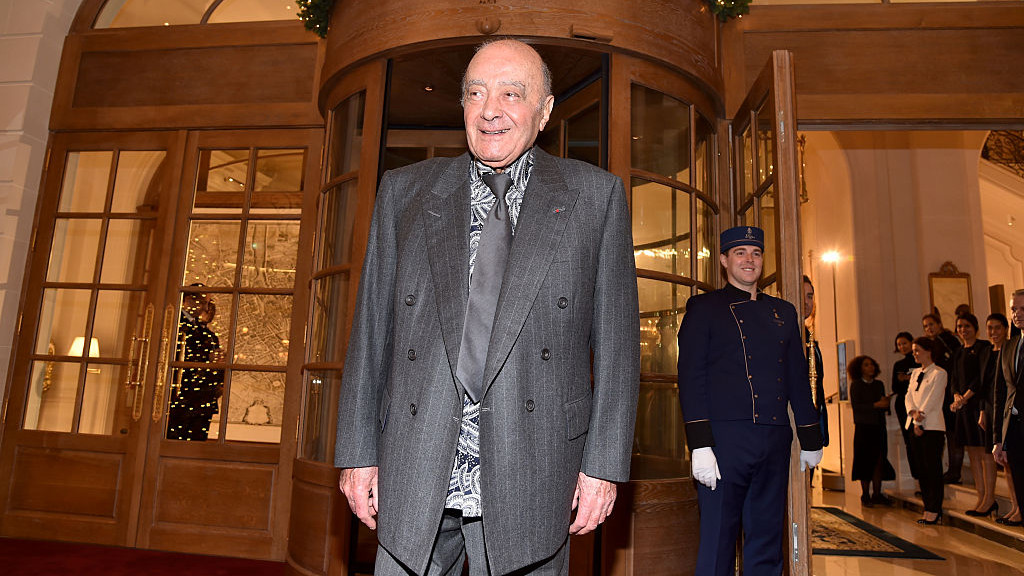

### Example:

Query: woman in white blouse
xmin=906 ymin=336 xmax=949 ymax=524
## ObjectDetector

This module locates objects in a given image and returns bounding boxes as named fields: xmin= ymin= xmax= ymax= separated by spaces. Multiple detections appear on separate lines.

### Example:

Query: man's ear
xmin=538 ymin=94 xmax=555 ymax=131
xmin=719 ymin=253 xmax=728 ymax=268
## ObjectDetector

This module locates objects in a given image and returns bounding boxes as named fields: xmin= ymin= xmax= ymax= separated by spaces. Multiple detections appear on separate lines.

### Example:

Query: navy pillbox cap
xmin=720 ymin=226 xmax=764 ymax=253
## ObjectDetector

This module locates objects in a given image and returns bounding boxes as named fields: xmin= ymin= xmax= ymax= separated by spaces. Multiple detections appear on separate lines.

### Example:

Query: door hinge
xmin=792 ymin=522 xmax=799 ymax=563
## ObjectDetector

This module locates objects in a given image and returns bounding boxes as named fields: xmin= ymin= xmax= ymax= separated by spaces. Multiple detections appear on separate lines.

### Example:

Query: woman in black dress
xmin=951 ymin=313 xmax=996 ymax=516
xmin=891 ymin=332 xmax=920 ymax=480
xmin=850 ymin=355 xmax=896 ymax=506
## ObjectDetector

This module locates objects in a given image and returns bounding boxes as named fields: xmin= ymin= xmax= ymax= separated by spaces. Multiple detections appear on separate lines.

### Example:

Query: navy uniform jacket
xmin=677 ymin=283 xmax=823 ymax=451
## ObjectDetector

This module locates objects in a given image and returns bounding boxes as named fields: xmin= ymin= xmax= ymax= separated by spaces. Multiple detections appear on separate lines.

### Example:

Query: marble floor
xmin=811 ymin=488 xmax=1024 ymax=576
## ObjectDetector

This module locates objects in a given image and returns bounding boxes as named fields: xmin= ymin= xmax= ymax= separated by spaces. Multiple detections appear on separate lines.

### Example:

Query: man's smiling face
xmin=461 ymin=41 xmax=554 ymax=169
xmin=720 ymin=245 xmax=763 ymax=291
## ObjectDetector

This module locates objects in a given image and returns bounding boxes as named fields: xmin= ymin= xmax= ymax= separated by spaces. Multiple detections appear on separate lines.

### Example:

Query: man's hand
xmin=569 ymin=472 xmax=616 ymax=535
xmin=691 ymin=447 xmax=721 ymax=490
xmin=994 ymin=443 xmax=1008 ymax=466
xmin=799 ymin=449 xmax=823 ymax=471
xmin=340 ymin=466 xmax=379 ymax=530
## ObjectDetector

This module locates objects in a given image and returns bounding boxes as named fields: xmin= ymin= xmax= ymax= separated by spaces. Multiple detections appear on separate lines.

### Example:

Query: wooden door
xmin=730 ymin=50 xmax=809 ymax=575
xmin=0 ymin=131 xmax=185 ymax=545
xmin=135 ymin=128 xmax=321 ymax=560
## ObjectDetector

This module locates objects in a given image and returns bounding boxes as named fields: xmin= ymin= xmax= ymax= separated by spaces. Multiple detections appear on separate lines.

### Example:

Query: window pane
xmin=632 ymin=378 xmax=687 ymax=481
xmin=760 ymin=187 xmax=777 ymax=280
xmin=301 ymin=370 xmax=340 ymax=461
xmin=252 ymin=149 xmax=305 ymax=214
xmin=184 ymin=221 xmax=241 ymax=287
xmin=329 ymin=92 xmax=365 ymax=178
xmin=194 ymin=149 xmax=248 ymax=213
xmin=35 ymin=288 xmax=92 ymax=356
xmin=93 ymin=290 xmax=138 ymax=359
xmin=695 ymin=200 xmax=715 ymax=285
xmin=47 ymin=219 xmax=102 ymax=283
xmin=111 ymin=151 xmax=166 ymax=212
xmin=739 ymin=125 xmax=753 ymax=202
xmin=100 ymin=219 xmax=150 ymax=285
xmin=242 ymin=221 xmax=300 ymax=289
xmin=631 ymin=179 xmax=690 ymax=278
xmin=95 ymin=0 xmax=210 ymax=28
xmin=756 ymin=100 xmax=774 ymax=186
xmin=566 ymin=102 xmax=600 ymax=167
xmin=224 ymin=371 xmax=285 ymax=443
xmin=209 ymin=0 xmax=295 ymax=23
xmin=59 ymin=152 xmax=111 ymax=212
xmin=695 ymin=115 xmax=713 ymax=193
xmin=80 ymin=364 xmax=127 ymax=435
xmin=23 ymin=360 xmax=78 ymax=432
xmin=234 ymin=294 xmax=292 ymax=366
xmin=309 ymin=274 xmax=350 ymax=364
xmin=631 ymin=84 xmax=690 ymax=181
xmin=318 ymin=181 xmax=358 ymax=269
xmin=637 ymin=278 xmax=687 ymax=376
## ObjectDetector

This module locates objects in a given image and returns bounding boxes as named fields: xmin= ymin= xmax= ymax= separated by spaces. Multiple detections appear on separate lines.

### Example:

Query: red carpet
xmin=0 ymin=538 xmax=287 ymax=575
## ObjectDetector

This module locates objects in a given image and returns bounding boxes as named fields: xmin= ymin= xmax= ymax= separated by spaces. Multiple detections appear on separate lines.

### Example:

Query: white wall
xmin=0 ymin=0 xmax=83 ymax=418
xmin=980 ymin=159 xmax=1024 ymax=310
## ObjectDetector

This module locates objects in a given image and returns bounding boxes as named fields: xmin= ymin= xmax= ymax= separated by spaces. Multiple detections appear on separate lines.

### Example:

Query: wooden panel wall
xmin=726 ymin=3 xmax=1024 ymax=126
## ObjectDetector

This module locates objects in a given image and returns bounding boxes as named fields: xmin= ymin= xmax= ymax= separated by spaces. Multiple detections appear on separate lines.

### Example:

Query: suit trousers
xmin=695 ymin=420 xmax=792 ymax=576
xmin=374 ymin=510 xmax=570 ymax=576
xmin=1004 ymin=415 xmax=1024 ymax=513
xmin=911 ymin=430 xmax=945 ymax=514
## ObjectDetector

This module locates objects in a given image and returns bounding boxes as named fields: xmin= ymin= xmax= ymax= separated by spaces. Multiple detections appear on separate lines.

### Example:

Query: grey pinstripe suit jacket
xmin=334 ymin=148 xmax=639 ymax=575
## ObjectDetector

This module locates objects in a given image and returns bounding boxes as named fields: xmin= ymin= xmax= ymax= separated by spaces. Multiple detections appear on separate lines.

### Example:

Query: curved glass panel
xmin=317 ymin=182 xmax=359 ymax=269
xmin=631 ymin=179 xmax=690 ymax=278
xmin=695 ymin=200 xmax=716 ymax=285
xmin=631 ymin=84 xmax=690 ymax=182
xmin=308 ymin=273 xmax=350 ymax=364
xmin=329 ymin=92 xmax=366 ymax=178
xmin=300 ymin=370 xmax=340 ymax=461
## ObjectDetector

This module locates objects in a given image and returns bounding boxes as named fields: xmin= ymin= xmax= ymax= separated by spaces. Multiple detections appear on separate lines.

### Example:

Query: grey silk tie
xmin=456 ymin=172 xmax=514 ymax=403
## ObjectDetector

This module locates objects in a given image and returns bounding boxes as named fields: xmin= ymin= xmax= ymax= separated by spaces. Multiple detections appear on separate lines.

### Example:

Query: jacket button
xmin=408 ymin=349 xmax=416 ymax=360
xmin=557 ymin=297 xmax=569 ymax=309
xmin=525 ymin=399 xmax=535 ymax=411
xmin=541 ymin=348 xmax=551 ymax=360
xmin=754 ymin=394 xmax=759 ymax=399
xmin=409 ymin=403 xmax=417 ymax=415
xmin=772 ymin=416 xmax=777 ymax=421
xmin=405 ymin=294 xmax=416 ymax=306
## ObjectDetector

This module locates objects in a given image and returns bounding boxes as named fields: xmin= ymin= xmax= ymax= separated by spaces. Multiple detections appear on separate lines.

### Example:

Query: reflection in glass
xmin=309 ymin=274 xmax=350 ymax=364
xmin=184 ymin=221 xmax=241 ymax=287
xmin=740 ymin=125 xmax=753 ymax=201
xmin=631 ymin=179 xmax=690 ymax=277
xmin=167 ymin=290 xmax=226 ymax=441
xmin=242 ymin=221 xmax=300 ymax=289
xmin=58 ymin=152 xmax=111 ymax=213
xmin=225 ymin=371 xmax=285 ymax=443
xmin=100 ymin=219 xmax=149 ymax=284
xmin=209 ymin=0 xmax=296 ymax=23
xmin=93 ymin=290 xmax=136 ymax=359
xmin=254 ymin=149 xmax=305 ymax=191
xmin=301 ymin=370 xmax=340 ymax=461
xmin=80 ymin=364 xmax=126 ymax=435
xmin=383 ymin=147 xmax=429 ymax=172
xmin=23 ymin=361 xmax=78 ymax=433
xmin=111 ymin=151 xmax=166 ymax=212
xmin=695 ymin=201 xmax=716 ymax=285
xmin=632 ymin=379 xmax=687 ymax=480
xmin=566 ymin=102 xmax=600 ymax=167
xmin=234 ymin=294 xmax=292 ymax=366
xmin=47 ymin=219 xmax=102 ymax=283
xmin=695 ymin=115 xmax=713 ymax=193
xmin=194 ymin=149 xmax=248 ymax=212
xmin=317 ymin=182 xmax=358 ymax=269
xmin=35 ymin=289 xmax=91 ymax=355
xmin=631 ymin=84 xmax=690 ymax=181
xmin=760 ymin=188 xmax=777 ymax=279
xmin=756 ymin=100 xmax=774 ymax=185
xmin=637 ymin=279 xmax=687 ymax=376
xmin=95 ymin=0 xmax=294 ymax=28
xmin=329 ymin=91 xmax=365 ymax=178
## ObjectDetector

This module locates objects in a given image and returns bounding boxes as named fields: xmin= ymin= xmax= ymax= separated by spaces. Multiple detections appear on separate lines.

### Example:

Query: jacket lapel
xmin=423 ymin=154 xmax=471 ymax=393
xmin=481 ymin=149 xmax=580 ymax=397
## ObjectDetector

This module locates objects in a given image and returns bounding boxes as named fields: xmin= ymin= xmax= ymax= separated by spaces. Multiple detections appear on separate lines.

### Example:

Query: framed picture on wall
xmin=928 ymin=261 xmax=972 ymax=322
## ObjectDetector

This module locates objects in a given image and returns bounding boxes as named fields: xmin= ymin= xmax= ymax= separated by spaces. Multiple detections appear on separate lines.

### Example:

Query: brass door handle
xmin=152 ymin=305 xmax=176 ymax=422
xmin=126 ymin=303 xmax=155 ymax=422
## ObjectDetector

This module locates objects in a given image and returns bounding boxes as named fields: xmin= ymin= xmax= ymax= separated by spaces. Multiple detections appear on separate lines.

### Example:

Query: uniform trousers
xmin=911 ymin=430 xmax=945 ymax=514
xmin=374 ymin=509 xmax=570 ymax=576
xmin=1004 ymin=415 xmax=1024 ymax=514
xmin=695 ymin=420 xmax=792 ymax=576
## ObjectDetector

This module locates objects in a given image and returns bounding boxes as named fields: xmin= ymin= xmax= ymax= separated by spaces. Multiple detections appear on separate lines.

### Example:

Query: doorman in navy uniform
xmin=677 ymin=226 xmax=823 ymax=576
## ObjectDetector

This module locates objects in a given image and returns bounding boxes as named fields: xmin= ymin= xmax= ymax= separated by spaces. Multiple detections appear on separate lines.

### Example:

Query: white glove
xmin=799 ymin=449 xmax=823 ymax=471
xmin=691 ymin=447 xmax=721 ymax=490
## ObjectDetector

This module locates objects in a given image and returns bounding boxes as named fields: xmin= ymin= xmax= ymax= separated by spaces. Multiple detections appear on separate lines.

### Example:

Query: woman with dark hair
xmin=984 ymin=313 xmax=1018 ymax=523
xmin=850 ymin=355 xmax=896 ymax=506
xmin=906 ymin=337 xmax=948 ymax=524
xmin=951 ymin=313 xmax=996 ymax=516
xmin=891 ymin=331 xmax=920 ymax=479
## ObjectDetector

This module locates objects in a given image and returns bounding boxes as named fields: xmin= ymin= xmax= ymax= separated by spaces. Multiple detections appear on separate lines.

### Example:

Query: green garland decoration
xmin=705 ymin=0 xmax=753 ymax=21
xmin=296 ymin=0 xmax=336 ymax=38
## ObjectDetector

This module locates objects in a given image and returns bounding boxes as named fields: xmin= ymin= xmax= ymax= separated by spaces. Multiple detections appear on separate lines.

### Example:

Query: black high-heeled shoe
xmin=965 ymin=502 xmax=998 ymax=517
xmin=997 ymin=516 xmax=1023 ymax=526
xmin=917 ymin=512 xmax=943 ymax=525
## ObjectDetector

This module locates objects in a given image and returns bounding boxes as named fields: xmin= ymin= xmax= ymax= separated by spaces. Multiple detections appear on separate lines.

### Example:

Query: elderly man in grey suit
xmin=994 ymin=289 xmax=1024 ymax=516
xmin=334 ymin=39 xmax=640 ymax=576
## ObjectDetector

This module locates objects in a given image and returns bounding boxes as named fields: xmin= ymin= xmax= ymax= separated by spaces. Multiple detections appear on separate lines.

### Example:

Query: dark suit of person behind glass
xmin=678 ymin=262 xmax=822 ymax=575
xmin=998 ymin=332 xmax=1024 ymax=513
